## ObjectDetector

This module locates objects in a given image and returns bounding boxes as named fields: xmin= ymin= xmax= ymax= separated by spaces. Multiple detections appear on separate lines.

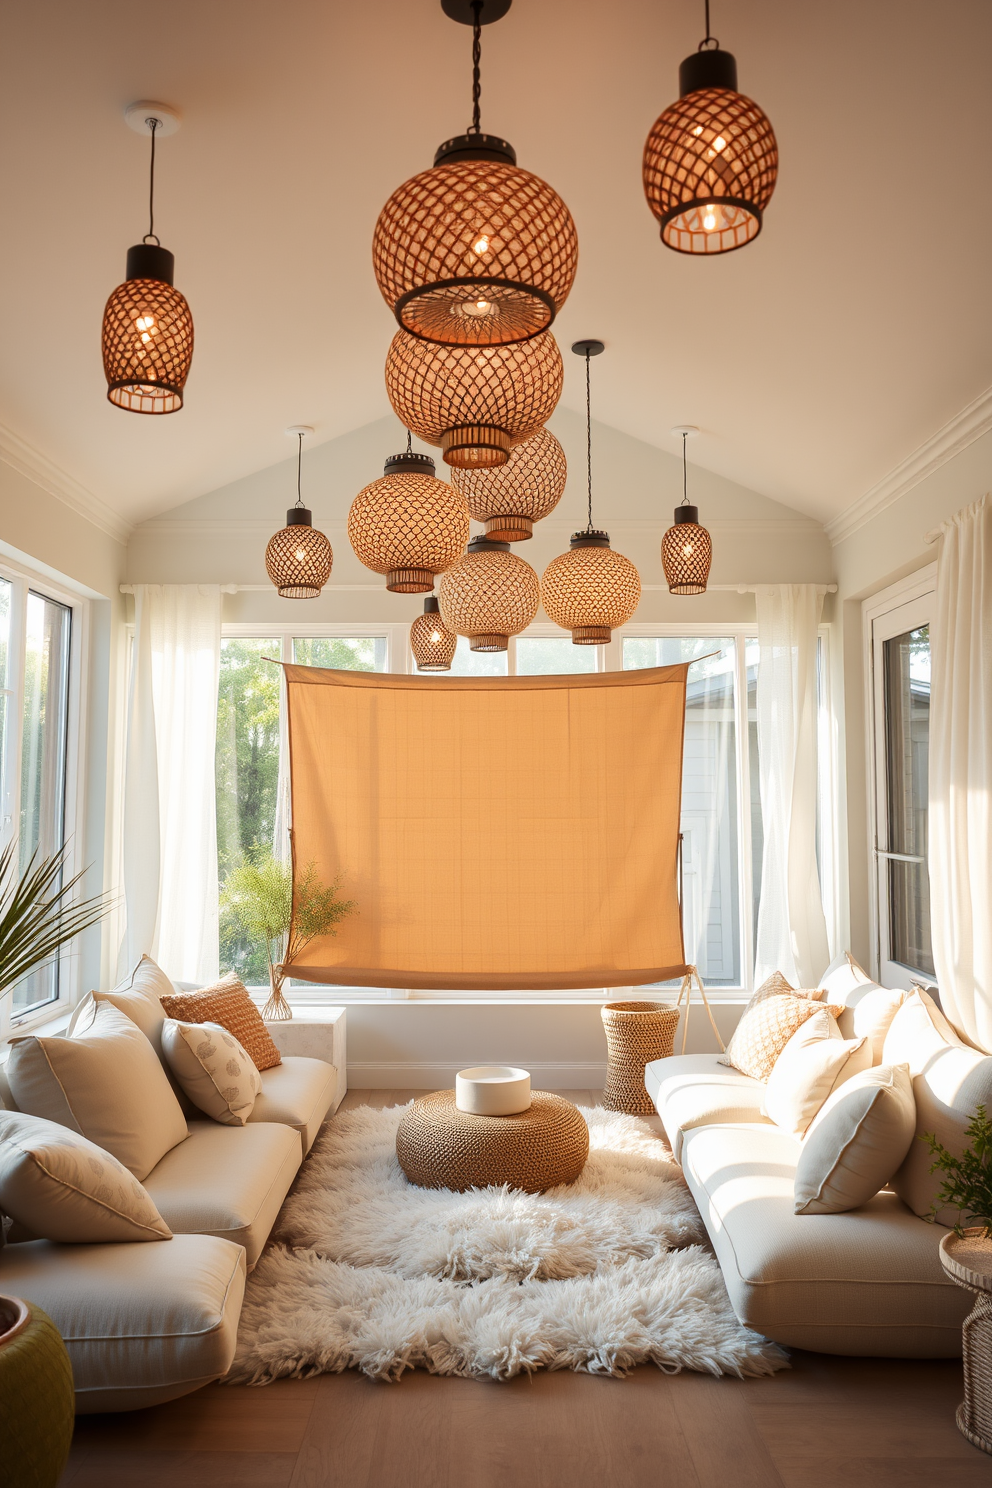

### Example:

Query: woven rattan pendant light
xmin=102 ymin=104 xmax=194 ymax=413
xmin=541 ymin=343 xmax=640 ymax=645
xmin=411 ymin=596 xmax=458 ymax=671
xmin=438 ymin=536 xmax=540 ymax=651
xmin=348 ymin=435 xmax=469 ymax=593
xmin=385 ymin=328 xmax=563 ymax=469
xmin=642 ymin=1 xmax=778 ymax=255
xmin=372 ymin=0 xmax=577 ymax=347
xmin=450 ymin=427 xmax=566 ymax=541
xmin=662 ymin=427 xmax=712 ymax=595
xmin=265 ymin=428 xmax=333 ymax=599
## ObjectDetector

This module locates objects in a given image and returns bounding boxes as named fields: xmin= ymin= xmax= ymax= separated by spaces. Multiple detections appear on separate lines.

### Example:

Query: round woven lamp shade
xmin=265 ymin=513 xmax=333 ymax=599
xmin=348 ymin=452 xmax=469 ymax=593
xmin=438 ymin=537 xmax=540 ymax=652
xmin=373 ymin=137 xmax=578 ymax=348
xmin=102 ymin=245 xmax=193 ymax=413
xmin=411 ymin=597 xmax=457 ymax=672
xmin=542 ymin=534 xmax=641 ymax=645
xmin=450 ymin=428 xmax=566 ymax=541
xmin=662 ymin=507 xmax=712 ymax=595
xmin=643 ymin=49 xmax=778 ymax=255
xmin=385 ymin=329 xmax=563 ymax=470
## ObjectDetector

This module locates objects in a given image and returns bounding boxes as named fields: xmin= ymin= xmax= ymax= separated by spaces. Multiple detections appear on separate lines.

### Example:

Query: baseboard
xmin=347 ymin=1060 xmax=609 ymax=1090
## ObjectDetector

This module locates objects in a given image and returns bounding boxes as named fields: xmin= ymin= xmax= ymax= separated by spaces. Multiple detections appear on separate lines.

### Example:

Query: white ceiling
xmin=1 ymin=0 xmax=990 ymax=530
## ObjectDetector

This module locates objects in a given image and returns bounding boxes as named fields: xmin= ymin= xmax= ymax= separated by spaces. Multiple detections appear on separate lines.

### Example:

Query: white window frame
xmin=862 ymin=565 xmax=936 ymax=990
xmin=0 ymin=558 xmax=89 ymax=1039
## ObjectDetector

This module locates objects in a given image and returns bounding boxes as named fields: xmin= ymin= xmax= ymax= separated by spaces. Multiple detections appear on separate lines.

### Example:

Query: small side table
xmin=940 ymin=1228 xmax=992 ymax=1456
xmin=262 ymin=1005 xmax=347 ymax=1115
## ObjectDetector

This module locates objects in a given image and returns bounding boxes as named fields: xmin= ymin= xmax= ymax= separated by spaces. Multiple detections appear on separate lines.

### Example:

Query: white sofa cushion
xmin=141 ymin=1118 xmax=301 ymax=1267
xmin=794 ymin=1062 xmax=916 ymax=1213
xmin=883 ymin=988 xmax=992 ymax=1225
xmin=248 ymin=1055 xmax=338 ymax=1155
xmin=67 ymin=954 xmax=173 ymax=1060
xmin=720 ymin=991 xmax=838 ymax=1083
xmin=819 ymin=951 xmax=872 ymax=1002
xmin=161 ymin=1020 xmax=262 ymax=1126
xmin=763 ymin=1008 xmax=870 ymax=1138
xmin=680 ymin=1121 xmax=967 ymax=1356
xmin=836 ymin=983 xmax=907 ymax=1062
xmin=0 ymin=1233 xmax=245 ymax=1413
xmin=645 ymin=1053 xmax=771 ymax=1160
xmin=0 ymin=1109 xmax=172 ymax=1243
xmin=6 ymin=1002 xmax=188 ymax=1181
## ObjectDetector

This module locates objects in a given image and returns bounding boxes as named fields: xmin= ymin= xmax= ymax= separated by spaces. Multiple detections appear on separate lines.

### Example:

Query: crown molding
xmin=0 ymin=420 xmax=132 ymax=545
xmin=826 ymin=384 xmax=992 ymax=547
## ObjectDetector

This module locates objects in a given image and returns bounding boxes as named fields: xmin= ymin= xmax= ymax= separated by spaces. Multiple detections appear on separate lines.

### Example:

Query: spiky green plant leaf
xmin=0 ymin=841 xmax=112 ymax=1000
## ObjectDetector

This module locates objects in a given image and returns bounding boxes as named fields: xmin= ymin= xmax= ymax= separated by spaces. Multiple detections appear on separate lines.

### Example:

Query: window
xmin=0 ymin=572 xmax=79 ymax=1027
xmin=866 ymin=572 xmax=935 ymax=988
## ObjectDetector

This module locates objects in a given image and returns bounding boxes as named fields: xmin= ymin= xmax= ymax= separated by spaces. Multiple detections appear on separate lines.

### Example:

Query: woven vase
xmin=601 ymin=1000 xmax=679 ymax=1115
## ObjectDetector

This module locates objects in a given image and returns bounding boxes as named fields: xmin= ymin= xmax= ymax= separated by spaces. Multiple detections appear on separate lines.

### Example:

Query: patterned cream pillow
xmin=161 ymin=1020 xmax=262 ymax=1126
xmin=160 ymin=975 xmax=281 ymax=1071
xmin=0 ymin=1109 xmax=172 ymax=1243
xmin=721 ymin=990 xmax=842 ymax=1082
xmin=749 ymin=970 xmax=825 ymax=1006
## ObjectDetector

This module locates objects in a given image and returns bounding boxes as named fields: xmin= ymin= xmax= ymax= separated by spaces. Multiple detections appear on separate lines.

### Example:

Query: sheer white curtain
xmin=121 ymin=585 xmax=222 ymax=984
xmin=930 ymin=494 xmax=992 ymax=1052
xmin=754 ymin=584 xmax=829 ymax=988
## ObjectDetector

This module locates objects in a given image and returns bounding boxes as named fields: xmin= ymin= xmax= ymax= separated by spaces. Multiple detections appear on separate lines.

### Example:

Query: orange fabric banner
xmin=283 ymin=662 xmax=689 ymax=991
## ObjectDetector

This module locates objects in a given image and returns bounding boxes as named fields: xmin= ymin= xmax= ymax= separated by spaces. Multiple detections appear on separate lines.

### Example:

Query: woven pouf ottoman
xmin=396 ymin=1090 xmax=589 ymax=1193
xmin=601 ymin=1000 xmax=680 ymax=1115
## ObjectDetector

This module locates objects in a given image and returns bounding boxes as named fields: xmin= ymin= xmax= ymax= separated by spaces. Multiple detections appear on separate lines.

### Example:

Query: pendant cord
xmin=469 ymin=0 xmax=483 ymax=133
xmin=406 ymin=428 xmax=413 ymax=454
xmin=682 ymin=431 xmax=689 ymax=506
xmin=143 ymin=117 xmax=161 ymax=246
xmin=699 ymin=0 xmax=718 ymax=49
xmin=585 ymin=349 xmax=594 ymax=531
xmin=295 ymin=432 xmax=304 ymax=508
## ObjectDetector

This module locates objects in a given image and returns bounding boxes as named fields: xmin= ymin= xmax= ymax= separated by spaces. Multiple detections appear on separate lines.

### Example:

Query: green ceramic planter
xmin=0 ymin=1294 xmax=75 ymax=1487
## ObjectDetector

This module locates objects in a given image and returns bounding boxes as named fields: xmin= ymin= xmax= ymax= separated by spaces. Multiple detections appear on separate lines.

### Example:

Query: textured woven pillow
xmin=763 ymin=1007 xmax=871 ymax=1138
xmin=0 ymin=1109 xmax=172 ymax=1242
xmin=794 ymin=1063 xmax=916 ymax=1214
xmin=720 ymin=990 xmax=841 ymax=1083
xmin=160 ymin=974 xmax=281 ymax=1071
xmin=161 ymin=1020 xmax=262 ymax=1126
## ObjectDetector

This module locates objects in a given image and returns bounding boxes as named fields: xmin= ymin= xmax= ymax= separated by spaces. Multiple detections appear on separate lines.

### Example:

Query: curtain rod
xmin=121 ymin=582 xmax=838 ymax=596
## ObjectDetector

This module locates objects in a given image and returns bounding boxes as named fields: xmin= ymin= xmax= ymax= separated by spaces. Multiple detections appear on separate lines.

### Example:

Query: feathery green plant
xmin=221 ymin=853 xmax=355 ymax=995
xmin=922 ymin=1105 xmax=992 ymax=1236
xmin=0 ymin=842 xmax=111 ymax=1000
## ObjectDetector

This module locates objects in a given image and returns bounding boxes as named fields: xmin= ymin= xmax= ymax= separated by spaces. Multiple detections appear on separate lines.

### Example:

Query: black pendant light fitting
xmin=265 ymin=427 xmax=333 ymax=599
xmin=662 ymin=427 xmax=712 ymax=595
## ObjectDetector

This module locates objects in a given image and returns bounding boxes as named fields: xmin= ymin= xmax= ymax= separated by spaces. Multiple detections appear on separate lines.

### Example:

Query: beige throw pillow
xmin=6 ymin=1002 xmax=188 ymax=1181
xmin=794 ymin=1063 xmax=916 ymax=1214
xmin=67 ymin=954 xmax=174 ymax=1060
xmin=0 ymin=1109 xmax=172 ymax=1243
xmin=818 ymin=951 xmax=872 ymax=1003
xmin=763 ymin=1008 xmax=870 ymax=1137
xmin=160 ymin=975 xmax=281 ymax=1071
xmin=161 ymin=1020 xmax=262 ymax=1126
xmin=836 ymin=983 xmax=906 ymax=1062
xmin=720 ymin=985 xmax=841 ymax=1083
xmin=882 ymin=989 xmax=992 ymax=1225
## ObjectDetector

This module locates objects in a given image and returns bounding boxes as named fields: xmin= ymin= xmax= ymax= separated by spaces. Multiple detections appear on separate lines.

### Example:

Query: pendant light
xmin=642 ymin=1 xmax=778 ymax=255
xmin=411 ymin=596 xmax=457 ymax=672
xmin=348 ymin=434 xmax=469 ymax=593
xmin=438 ymin=536 xmax=540 ymax=652
xmin=265 ymin=428 xmax=333 ymax=599
xmin=384 ymin=328 xmax=563 ymax=469
xmin=662 ymin=427 xmax=712 ymax=595
xmin=541 ymin=343 xmax=640 ymax=645
xmin=102 ymin=103 xmax=194 ymax=413
xmin=450 ymin=427 xmax=566 ymax=541
xmin=373 ymin=0 xmax=577 ymax=347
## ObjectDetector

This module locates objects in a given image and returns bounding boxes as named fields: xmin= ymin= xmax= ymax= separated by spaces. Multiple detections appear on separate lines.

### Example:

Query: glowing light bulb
xmin=295 ymin=547 xmax=306 ymax=562
xmin=459 ymin=297 xmax=493 ymax=318
xmin=692 ymin=125 xmax=703 ymax=137
xmin=472 ymin=234 xmax=490 ymax=255
xmin=682 ymin=542 xmax=694 ymax=557
xmin=135 ymin=315 xmax=156 ymax=333
xmin=713 ymin=136 xmax=727 ymax=152
xmin=430 ymin=630 xmax=441 ymax=644
xmin=702 ymin=206 xmax=718 ymax=231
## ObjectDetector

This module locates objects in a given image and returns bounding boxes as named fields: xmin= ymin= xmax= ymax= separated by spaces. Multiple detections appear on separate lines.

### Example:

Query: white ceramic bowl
xmin=455 ymin=1066 xmax=532 ymax=1116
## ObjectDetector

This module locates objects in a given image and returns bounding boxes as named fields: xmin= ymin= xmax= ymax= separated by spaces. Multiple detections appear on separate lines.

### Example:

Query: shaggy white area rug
xmin=228 ymin=1103 xmax=787 ymax=1384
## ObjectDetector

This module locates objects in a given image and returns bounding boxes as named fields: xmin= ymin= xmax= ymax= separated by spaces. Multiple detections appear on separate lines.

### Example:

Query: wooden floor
xmin=64 ymin=1090 xmax=986 ymax=1488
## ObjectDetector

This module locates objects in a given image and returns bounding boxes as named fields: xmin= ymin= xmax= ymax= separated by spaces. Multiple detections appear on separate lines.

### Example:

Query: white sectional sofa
xmin=0 ymin=973 xmax=342 ymax=1412
xmin=645 ymin=967 xmax=980 ymax=1358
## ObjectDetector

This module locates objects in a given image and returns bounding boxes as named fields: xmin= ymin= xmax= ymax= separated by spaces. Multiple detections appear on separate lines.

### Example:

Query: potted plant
xmin=923 ymin=1105 xmax=992 ymax=1237
xmin=0 ymin=840 xmax=112 ymax=1485
xmin=221 ymin=852 xmax=355 ymax=1020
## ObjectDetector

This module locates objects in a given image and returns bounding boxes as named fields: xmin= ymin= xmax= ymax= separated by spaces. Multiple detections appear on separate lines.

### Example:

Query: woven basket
xmin=939 ymin=1228 xmax=992 ymax=1455
xmin=395 ymin=1089 xmax=588 ymax=1194
xmin=601 ymin=1001 xmax=680 ymax=1115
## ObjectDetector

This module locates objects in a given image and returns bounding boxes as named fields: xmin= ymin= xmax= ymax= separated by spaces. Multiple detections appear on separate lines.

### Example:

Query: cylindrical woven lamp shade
xmin=438 ymin=539 xmax=540 ymax=652
xmin=662 ymin=508 xmax=712 ymax=594
xmin=385 ymin=330 xmax=563 ymax=470
xmin=542 ymin=537 xmax=641 ymax=644
xmin=102 ymin=276 xmax=194 ymax=414
xmin=411 ymin=598 xmax=457 ymax=672
xmin=348 ymin=453 xmax=469 ymax=593
xmin=451 ymin=428 xmax=566 ymax=541
xmin=265 ymin=513 xmax=333 ymax=599
xmin=373 ymin=148 xmax=578 ymax=347
xmin=643 ymin=50 xmax=778 ymax=255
